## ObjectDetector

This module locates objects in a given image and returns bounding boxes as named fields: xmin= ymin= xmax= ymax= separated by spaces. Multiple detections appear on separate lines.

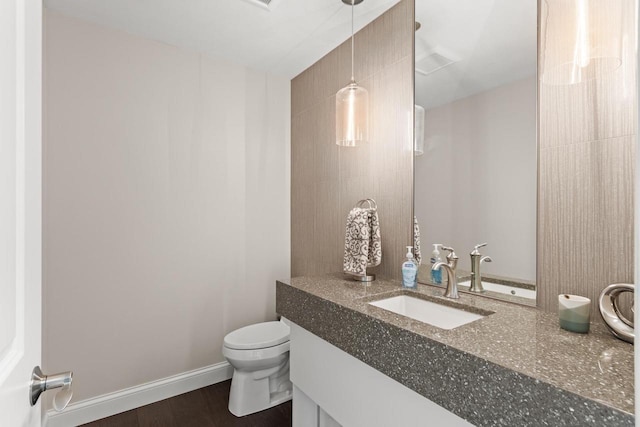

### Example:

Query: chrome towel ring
xmin=355 ymin=198 xmax=377 ymax=210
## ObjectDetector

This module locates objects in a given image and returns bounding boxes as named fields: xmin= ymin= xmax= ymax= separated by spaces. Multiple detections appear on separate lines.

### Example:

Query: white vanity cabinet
xmin=287 ymin=321 xmax=474 ymax=427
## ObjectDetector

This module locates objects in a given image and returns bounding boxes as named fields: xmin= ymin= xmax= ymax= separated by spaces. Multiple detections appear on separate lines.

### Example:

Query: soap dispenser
xmin=430 ymin=244 xmax=443 ymax=285
xmin=402 ymin=246 xmax=418 ymax=289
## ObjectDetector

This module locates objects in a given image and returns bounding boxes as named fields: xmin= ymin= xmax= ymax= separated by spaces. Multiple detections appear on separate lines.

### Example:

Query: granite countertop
xmin=276 ymin=274 xmax=634 ymax=427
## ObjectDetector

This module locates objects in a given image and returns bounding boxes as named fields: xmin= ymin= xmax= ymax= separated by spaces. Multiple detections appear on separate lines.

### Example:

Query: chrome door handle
xmin=30 ymin=366 xmax=73 ymax=411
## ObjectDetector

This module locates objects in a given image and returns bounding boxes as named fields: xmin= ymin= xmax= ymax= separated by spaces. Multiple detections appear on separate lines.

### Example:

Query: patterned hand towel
xmin=343 ymin=207 xmax=382 ymax=277
xmin=414 ymin=216 xmax=422 ymax=265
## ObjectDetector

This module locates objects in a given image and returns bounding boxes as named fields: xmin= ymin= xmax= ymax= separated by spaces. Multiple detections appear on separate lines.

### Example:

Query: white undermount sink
xmin=457 ymin=280 xmax=536 ymax=300
xmin=368 ymin=295 xmax=485 ymax=330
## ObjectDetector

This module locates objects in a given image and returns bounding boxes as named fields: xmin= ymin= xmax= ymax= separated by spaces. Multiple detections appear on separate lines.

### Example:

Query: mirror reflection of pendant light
xmin=414 ymin=105 xmax=425 ymax=156
xmin=336 ymin=0 xmax=369 ymax=147
xmin=413 ymin=22 xmax=425 ymax=157
xmin=541 ymin=0 xmax=623 ymax=85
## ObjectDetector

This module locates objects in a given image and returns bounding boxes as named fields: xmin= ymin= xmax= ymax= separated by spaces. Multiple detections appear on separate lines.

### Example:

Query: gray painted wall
xmin=43 ymin=10 xmax=291 ymax=406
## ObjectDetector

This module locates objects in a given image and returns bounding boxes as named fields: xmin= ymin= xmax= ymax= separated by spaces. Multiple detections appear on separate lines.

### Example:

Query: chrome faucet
xmin=469 ymin=243 xmax=492 ymax=293
xmin=432 ymin=246 xmax=459 ymax=299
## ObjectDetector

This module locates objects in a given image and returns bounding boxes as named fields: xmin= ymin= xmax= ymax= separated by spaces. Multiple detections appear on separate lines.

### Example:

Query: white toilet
xmin=222 ymin=319 xmax=292 ymax=417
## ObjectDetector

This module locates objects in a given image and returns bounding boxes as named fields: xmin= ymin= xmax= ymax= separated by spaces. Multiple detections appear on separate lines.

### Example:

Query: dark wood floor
xmin=81 ymin=380 xmax=292 ymax=427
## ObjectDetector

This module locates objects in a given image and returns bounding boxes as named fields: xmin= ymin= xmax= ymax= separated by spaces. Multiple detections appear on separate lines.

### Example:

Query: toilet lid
xmin=224 ymin=321 xmax=290 ymax=350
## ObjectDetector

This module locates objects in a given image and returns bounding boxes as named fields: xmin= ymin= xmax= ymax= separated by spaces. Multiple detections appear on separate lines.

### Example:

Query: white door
xmin=0 ymin=0 xmax=43 ymax=426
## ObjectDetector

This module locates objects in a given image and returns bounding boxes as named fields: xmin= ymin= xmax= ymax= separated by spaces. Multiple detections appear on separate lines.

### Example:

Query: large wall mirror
xmin=414 ymin=0 xmax=538 ymax=305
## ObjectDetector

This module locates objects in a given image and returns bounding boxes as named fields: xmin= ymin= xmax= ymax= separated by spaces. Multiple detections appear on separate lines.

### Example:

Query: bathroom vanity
xmin=276 ymin=275 xmax=634 ymax=427
xmin=286 ymin=0 xmax=637 ymax=424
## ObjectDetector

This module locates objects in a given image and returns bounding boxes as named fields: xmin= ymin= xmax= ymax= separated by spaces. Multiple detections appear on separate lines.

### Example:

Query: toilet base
xmin=228 ymin=357 xmax=292 ymax=417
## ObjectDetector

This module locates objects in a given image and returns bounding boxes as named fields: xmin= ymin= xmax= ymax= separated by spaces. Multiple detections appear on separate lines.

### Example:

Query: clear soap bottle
xmin=430 ymin=244 xmax=443 ymax=285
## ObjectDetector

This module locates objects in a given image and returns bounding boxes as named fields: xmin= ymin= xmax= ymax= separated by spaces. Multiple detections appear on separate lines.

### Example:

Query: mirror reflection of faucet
xmin=431 ymin=246 xmax=460 ymax=299
xmin=469 ymin=243 xmax=492 ymax=293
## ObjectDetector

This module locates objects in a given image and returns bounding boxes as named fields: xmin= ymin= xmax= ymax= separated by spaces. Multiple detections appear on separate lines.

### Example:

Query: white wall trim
xmin=44 ymin=362 xmax=233 ymax=427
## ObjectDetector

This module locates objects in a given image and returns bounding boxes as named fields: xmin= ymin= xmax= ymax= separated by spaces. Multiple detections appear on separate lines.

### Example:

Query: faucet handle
xmin=441 ymin=246 xmax=458 ymax=260
xmin=471 ymin=243 xmax=487 ymax=255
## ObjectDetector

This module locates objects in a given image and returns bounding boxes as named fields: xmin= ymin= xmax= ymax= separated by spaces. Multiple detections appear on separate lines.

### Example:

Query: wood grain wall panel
xmin=538 ymin=137 xmax=635 ymax=319
xmin=291 ymin=50 xmax=341 ymax=117
xmin=539 ymin=0 xmax=637 ymax=149
xmin=538 ymin=0 xmax=636 ymax=317
xmin=539 ymin=75 xmax=636 ymax=148
xmin=291 ymin=0 xmax=414 ymax=280
xmin=354 ymin=2 xmax=414 ymax=84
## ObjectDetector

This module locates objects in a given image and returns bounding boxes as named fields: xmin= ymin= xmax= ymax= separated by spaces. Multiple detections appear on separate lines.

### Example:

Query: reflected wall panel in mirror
xmin=414 ymin=0 xmax=538 ymax=305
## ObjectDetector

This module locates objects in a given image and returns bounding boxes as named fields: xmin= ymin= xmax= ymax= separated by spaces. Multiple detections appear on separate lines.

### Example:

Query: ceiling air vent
xmin=415 ymin=47 xmax=460 ymax=77
xmin=240 ymin=0 xmax=282 ymax=11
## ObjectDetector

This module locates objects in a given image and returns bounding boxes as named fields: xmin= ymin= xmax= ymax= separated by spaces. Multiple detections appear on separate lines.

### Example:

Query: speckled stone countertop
xmin=276 ymin=274 xmax=634 ymax=427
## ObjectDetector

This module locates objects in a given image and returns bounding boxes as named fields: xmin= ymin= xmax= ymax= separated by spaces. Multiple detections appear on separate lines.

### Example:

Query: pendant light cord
xmin=351 ymin=0 xmax=355 ymax=82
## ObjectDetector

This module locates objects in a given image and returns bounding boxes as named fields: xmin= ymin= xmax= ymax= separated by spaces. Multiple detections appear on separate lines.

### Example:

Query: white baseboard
xmin=44 ymin=362 xmax=233 ymax=427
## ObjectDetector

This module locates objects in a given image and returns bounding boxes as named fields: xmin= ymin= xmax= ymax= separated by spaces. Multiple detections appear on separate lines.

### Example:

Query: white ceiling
xmin=44 ymin=0 xmax=400 ymax=79
xmin=415 ymin=0 xmax=537 ymax=109
xmin=45 ymin=0 xmax=536 ymax=103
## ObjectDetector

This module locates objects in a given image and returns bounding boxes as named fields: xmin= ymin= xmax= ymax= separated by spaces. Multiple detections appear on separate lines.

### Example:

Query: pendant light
xmin=541 ymin=0 xmax=624 ymax=85
xmin=336 ymin=0 xmax=369 ymax=147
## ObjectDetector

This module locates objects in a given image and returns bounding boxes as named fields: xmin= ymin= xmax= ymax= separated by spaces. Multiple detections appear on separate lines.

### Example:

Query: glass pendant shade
xmin=541 ymin=0 xmax=623 ymax=85
xmin=414 ymin=105 xmax=425 ymax=156
xmin=336 ymin=82 xmax=369 ymax=146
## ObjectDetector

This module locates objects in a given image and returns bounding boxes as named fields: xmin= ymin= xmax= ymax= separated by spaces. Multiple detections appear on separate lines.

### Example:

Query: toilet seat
xmin=224 ymin=321 xmax=290 ymax=350
xmin=222 ymin=340 xmax=290 ymax=362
